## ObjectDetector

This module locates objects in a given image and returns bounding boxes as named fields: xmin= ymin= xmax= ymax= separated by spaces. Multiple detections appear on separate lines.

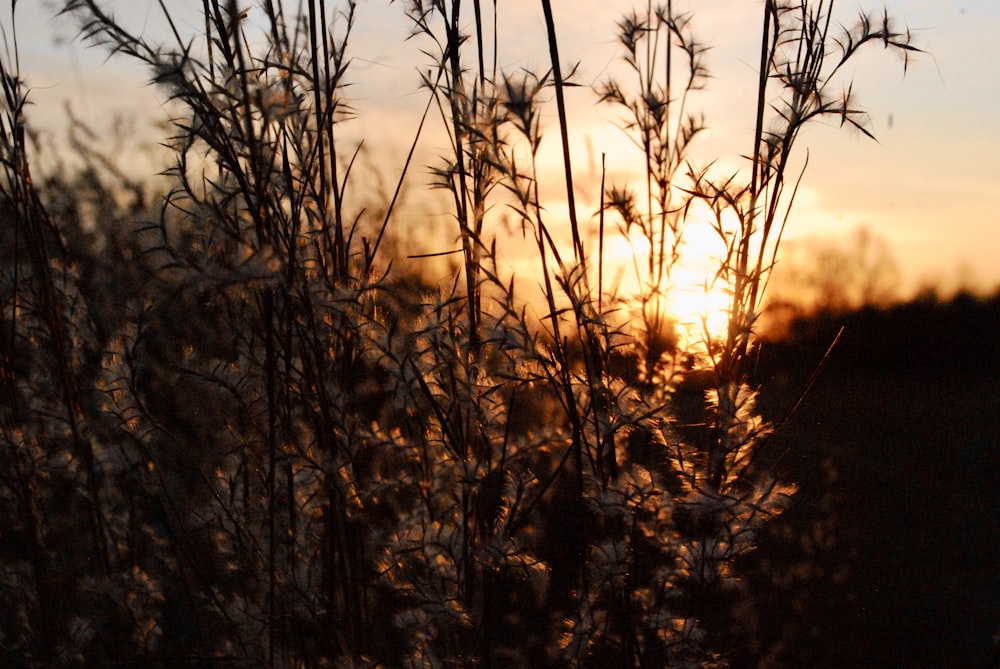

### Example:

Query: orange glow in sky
xmin=9 ymin=0 xmax=1000 ymax=305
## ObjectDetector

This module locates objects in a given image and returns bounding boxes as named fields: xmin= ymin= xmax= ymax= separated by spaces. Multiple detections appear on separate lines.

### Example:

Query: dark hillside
xmin=746 ymin=293 xmax=1000 ymax=668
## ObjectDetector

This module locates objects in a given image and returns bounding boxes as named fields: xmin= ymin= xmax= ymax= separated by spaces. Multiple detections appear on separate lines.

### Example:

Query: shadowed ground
xmin=747 ymin=292 xmax=1000 ymax=668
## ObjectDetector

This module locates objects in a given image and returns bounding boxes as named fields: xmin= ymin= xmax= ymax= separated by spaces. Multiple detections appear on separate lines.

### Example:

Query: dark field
xmin=748 ymin=293 xmax=1000 ymax=668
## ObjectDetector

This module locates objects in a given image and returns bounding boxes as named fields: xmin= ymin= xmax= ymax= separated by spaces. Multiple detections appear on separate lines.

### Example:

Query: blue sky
xmin=9 ymin=0 xmax=1000 ymax=297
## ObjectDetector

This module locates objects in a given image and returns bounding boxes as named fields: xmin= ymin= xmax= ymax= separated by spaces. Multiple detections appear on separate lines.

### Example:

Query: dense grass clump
xmin=0 ymin=1 xmax=917 ymax=666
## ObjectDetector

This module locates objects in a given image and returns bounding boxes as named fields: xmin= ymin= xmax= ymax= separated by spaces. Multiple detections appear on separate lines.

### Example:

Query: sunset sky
xmin=10 ymin=0 xmax=1000 ymax=299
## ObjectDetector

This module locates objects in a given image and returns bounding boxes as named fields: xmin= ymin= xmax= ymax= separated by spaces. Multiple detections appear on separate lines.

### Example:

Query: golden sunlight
xmin=585 ymin=199 xmax=738 ymax=351
xmin=664 ymin=268 xmax=734 ymax=348
xmin=663 ymin=206 xmax=740 ymax=348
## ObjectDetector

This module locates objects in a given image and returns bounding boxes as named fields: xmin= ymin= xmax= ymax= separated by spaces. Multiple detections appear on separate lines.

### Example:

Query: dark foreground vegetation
xmin=3 ymin=0 xmax=971 ymax=667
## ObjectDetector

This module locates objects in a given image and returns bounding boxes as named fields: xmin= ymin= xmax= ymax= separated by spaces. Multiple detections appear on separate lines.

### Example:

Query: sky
xmin=7 ymin=0 xmax=1000 ymax=300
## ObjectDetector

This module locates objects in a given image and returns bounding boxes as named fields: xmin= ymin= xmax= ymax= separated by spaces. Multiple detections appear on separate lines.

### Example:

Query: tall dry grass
xmin=0 ymin=0 xmax=917 ymax=666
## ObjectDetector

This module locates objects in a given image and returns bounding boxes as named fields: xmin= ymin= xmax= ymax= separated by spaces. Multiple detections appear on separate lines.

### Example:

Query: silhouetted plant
xmin=0 ymin=0 xmax=917 ymax=666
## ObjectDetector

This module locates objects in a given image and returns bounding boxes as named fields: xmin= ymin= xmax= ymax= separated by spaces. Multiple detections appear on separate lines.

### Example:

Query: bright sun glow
xmin=662 ymin=208 xmax=740 ymax=349
xmin=664 ymin=269 xmax=734 ymax=347
xmin=578 ymin=208 xmax=739 ymax=351
xmin=499 ymin=190 xmax=741 ymax=351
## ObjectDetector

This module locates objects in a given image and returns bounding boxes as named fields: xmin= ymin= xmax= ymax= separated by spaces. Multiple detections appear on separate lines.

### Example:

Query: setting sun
xmin=664 ymin=270 xmax=734 ymax=347
xmin=662 ymin=205 xmax=742 ymax=347
xmin=596 ymin=195 xmax=740 ymax=351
